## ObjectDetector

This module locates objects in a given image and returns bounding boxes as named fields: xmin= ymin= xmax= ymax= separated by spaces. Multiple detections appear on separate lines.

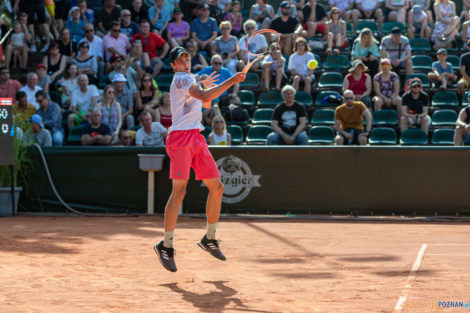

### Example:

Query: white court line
xmin=427 ymin=254 xmax=470 ymax=256
xmin=394 ymin=244 xmax=427 ymax=312
xmin=427 ymin=243 xmax=470 ymax=245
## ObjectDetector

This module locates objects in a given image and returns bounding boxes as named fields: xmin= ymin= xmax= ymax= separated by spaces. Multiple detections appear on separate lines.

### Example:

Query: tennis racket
xmin=242 ymin=29 xmax=280 ymax=74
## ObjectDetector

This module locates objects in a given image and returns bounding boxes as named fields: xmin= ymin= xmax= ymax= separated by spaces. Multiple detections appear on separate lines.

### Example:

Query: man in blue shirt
xmin=191 ymin=4 xmax=219 ymax=53
xmin=35 ymin=90 xmax=64 ymax=146
xmin=148 ymin=0 xmax=171 ymax=35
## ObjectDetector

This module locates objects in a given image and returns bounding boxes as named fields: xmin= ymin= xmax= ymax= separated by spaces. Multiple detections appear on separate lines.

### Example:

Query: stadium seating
xmin=294 ymin=91 xmax=313 ymax=108
xmin=431 ymin=110 xmax=458 ymax=127
xmin=411 ymin=55 xmax=433 ymax=73
xmin=311 ymin=109 xmax=335 ymax=126
xmin=238 ymin=90 xmax=256 ymax=111
xmin=227 ymin=125 xmax=244 ymax=145
xmin=404 ymin=73 xmax=431 ymax=89
xmin=307 ymin=126 xmax=335 ymax=145
xmin=315 ymin=91 xmax=342 ymax=108
xmin=372 ymin=109 xmax=399 ymax=127
xmin=431 ymin=129 xmax=455 ymax=145
xmin=409 ymin=38 xmax=432 ymax=53
xmin=155 ymin=74 xmax=173 ymax=91
xmin=356 ymin=20 xmax=378 ymax=34
xmin=318 ymin=72 xmax=344 ymax=89
xmin=431 ymin=91 xmax=459 ymax=109
xmin=226 ymin=108 xmax=250 ymax=127
xmin=382 ymin=22 xmax=405 ymax=35
xmin=368 ymin=127 xmax=397 ymax=145
xmin=322 ymin=55 xmax=350 ymax=72
xmin=447 ymin=55 xmax=460 ymax=73
xmin=246 ymin=125 xmax=272 ymax=145
xmin=67 ymin=125 xmax=85 ymax=145
xmin=252 ymin=109 xmax=274 ymax=125
xmin=240 ymin=72 xmax=260 ymax=89
xmin=202 ymin=126 xmax=212 ymax=142
xmin=400 ymin=129 xmax=428 ymax=145
xmin=257 ymin=91 xmax=282 ymax=108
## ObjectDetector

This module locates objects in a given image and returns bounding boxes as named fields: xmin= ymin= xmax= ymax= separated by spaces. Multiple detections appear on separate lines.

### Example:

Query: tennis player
xmin=154 ymin=47 xmax=246 ymax=272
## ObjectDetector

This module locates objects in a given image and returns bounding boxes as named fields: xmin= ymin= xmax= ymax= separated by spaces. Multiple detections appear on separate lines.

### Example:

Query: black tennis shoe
xmin=197 ymin=235 xmax=226 ymax=261
xmin=154 ymin=241 xmax=177 ymax=272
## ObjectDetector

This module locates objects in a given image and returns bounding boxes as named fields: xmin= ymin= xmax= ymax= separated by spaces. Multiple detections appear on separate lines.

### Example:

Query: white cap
xmin=112 ymin=73 xmax=127 ymax=83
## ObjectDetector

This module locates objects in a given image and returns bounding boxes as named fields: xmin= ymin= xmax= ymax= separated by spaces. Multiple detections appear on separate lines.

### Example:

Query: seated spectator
xmin=400 ymin=79 xmax=430 ymax=135
xmin=334 ymin=89 xmax=372 ymax=145
xmin=462 ymin=0 xmax=470 ymax=22
xmin=108 ymin=55 xmax=138 ymax=94
xmin=380 ymin=27 xmax=412 ymax=75
xmin=343 ymin=60 xmax=372 ymax=108
xmin=157 ymin=92 xmax=172 ymax=129
xmin=77 ymin=0 xmax=94 ymax=24
xmin=16 ymin=12 xmax=33 ymax=52
xmin=132 ymin=19 xmax=170 ymax=77
xmin=373 ymin=58 xmax=401 ymax=114
xmin=191 ymin=4 xmax=219 ymax=54
xmin=149 ymin=0 xmax=171 ymax=35
xmin=225 ymin=1 xmax=243 ymax=37
xmin=61 ymin=63 xmax=79 ymax=108
xmin=0 ymin=67 xmax=23 ymax=102
xmin=385 ymin=0 xmax=410 ymax=25
xmin=267 ymin=84 xmax=308 ymax=145
xmin=288 ymin=37 xmax=316 ymax=94
xmin=13 ymin=91 xmax=36 ymax=123
xmin=65 ymin=6 xmax=86 ymax=44
xmin=262 ymin=44 xmax=286 ymax=91
xmin=411 ymin=0 xmax=433 ymax=25
xmin=121 ymin=9 xmax=140 ymax=40
xmin=163 ymin=0 xmax=180 ymax=14
xmin=329 ymin=0 xmax=356 ymax=24
xmin=302 ymin=0 xmax=328 ymax=37
xmin=25 ymin=114 xmax=52 ymax=147
xmin=167 ymin=8 xmax=191 ymax=49
xmin=238 ymin=20 xmax=268 ymax=73
xmin=428 ymin=48 xmax=456 ymax=91
xmin=214 ymin=21 xmax=240 ymax=75
xmin=270 ymin=1 xmax=302 ymax=55
xmin=96 ymin=0 xmax=121 ymax=36
xmin=20 ymin=73 xmax=42 ymax=110
xmin=354 ymin=0 xmax=383 ymax=32
xmin=129 ymin=40 xmax=150 ymax=80
xmin=96 ymin=85 xmax=122 ymax=144
xmin=113 ymin=74 xmax=135 ymax=129
xmin=130 ymin=0 xmax=148 ymax=24
xmin=58 ymin=27 xmax=77 ymax=61
xmin=458 ymin=40 xmax=470 ymax=97
xmin=87 ymin=0 xmax=104 ymax=13
xmin=35 ymin=90 xmax=64 ymax=146
xmin=186 ymin=40 xmax=209 ymax=74
xmin=54 ymin=0 xmax=70 ymax=33
xmin=208 ymin=0 xmax=224 ymax=23
xmin=35 ymin=64 xmax=51 ymax=95
xmin=117 ymin=129 xmax=132 ymax=146
xmin=407 ymin=4 xmax=431 ymax=40
xmin=5 ymin=21 xmax=28 ymax=70
xmin=325 ymin=7 xmax=347 ymax=55
xmin=80 ymin=109 xmax=112 ymax=146
xmin=42 ymin=42 xmax=67 ymax=84
xmin=78 ymin=24 xmax=104 ymax=71
xmin=351 ymin=28 xmax=380 ymax=78
xmin=454 ymin=98 xmax=470 ymax=145
xmin=72 ymin=42 xmax=98 ymax=83
xmin=249 ymin=0 xmax=275 ymax=30
xmin=135 ymin=73 xmax=160 ymax=122
xmin=68 ymin=74 xmax=99 ymax=129
xmin=135 ymin=111 xmax=167 ymax=146
xmin=275 ymin=0 xmax=298 ymax=18
xmin=209 ymin=116 xmax=231 ymax=145
xmin=103 ymin=22 xmax=131 ymax=63
xmin=14 ymin=0 xmax=51 ymax=52
xmin=432 ymin=0 xmax=459 ymax=48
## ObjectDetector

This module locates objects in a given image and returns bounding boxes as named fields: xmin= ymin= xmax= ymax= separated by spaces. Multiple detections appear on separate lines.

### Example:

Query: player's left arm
xmin=189 ymin=73 xmax=246 ymax=102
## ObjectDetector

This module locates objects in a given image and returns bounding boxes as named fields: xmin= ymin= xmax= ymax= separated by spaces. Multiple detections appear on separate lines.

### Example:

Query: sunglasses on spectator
xmin=81 ymin=45 xmax=89 ymax=49
xmin=112 ymin=29 xmax=120 ymax=32
xmin=345 ymin=97 xmax=354 ymax=100
xmin=85 ymin=29 xmax=94 ymax=32
xmin=122 ymin=136 xmax=131 ymax=139
xmin=35 ymin=98 xmax=46 ymax=103
xmin=215 ymin=120 xmax=224 ymax=123
xmin=411 ymin=85 xmax=421 ymax=88
xmin=381 ymin=63 xmax=390 ymax=67
xmin=212 ymin=62 xmax=222 ymax=65
xmin=122 ymin=14 xmax=131 ymax=16
xmin=246 ymin=27 xmax=255 ymax=30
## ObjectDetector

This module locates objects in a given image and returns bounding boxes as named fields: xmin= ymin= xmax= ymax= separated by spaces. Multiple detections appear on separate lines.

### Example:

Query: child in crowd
xmin=7 ymin=22 xmax=28 ymax=69
xmin=36 ymin=64 xmax=51 ymax=94
xmin=325 ymin=7 xmax=346 ymax=55
xmin=262 ymin=43 xmax=286 ymax=91
xmin=288 ymin=37 xmax=316 ymax=94
xmin=428 ymin=48 xmax=456 ymax=91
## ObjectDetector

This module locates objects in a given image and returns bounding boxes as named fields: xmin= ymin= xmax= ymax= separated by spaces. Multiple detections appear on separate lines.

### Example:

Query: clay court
xmin=1 ymin=216 xmax=470 ymax=313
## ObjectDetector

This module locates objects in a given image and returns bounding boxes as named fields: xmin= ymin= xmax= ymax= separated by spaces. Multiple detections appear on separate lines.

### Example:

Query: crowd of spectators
xmin=4 ymin=0 xmax=470 ymax=147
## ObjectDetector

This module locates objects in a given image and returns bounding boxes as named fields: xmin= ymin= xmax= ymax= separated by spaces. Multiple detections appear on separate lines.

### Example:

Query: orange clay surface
xmin=0 ymin=216 xmax=470 ymax=313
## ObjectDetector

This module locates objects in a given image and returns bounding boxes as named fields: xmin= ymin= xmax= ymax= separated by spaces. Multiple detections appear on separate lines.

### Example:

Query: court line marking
xmin=394 ymin=244 xmax=427 ymax=312
xmin=427 ymin=243 xmax=470 ymax=245
xmin=427 ymin=254 xmax=470 ymax=256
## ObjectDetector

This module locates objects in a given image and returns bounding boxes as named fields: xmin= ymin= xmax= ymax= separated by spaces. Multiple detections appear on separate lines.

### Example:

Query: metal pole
xmin=10 ymin=164 xmax=15 ymax=216
xmin=147 ymin=170 xmax=155 ymax=214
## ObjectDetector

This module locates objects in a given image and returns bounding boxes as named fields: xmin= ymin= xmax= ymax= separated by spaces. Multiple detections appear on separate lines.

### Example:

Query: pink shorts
xmin=166 ymin=129 xmax=220 ymax=180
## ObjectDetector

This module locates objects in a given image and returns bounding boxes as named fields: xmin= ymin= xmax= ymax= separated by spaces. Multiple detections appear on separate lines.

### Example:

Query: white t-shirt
xmin=355 ymin=0 xmax=383 ymax=11
xmin=70 ymin=85 xmax=99 ymax=113
xmin=19 ymin=85 xmax=42 ymax=109
xmin=239 ymin=34 xmax=268 ymax=60
xmin=136 ymin=122 xmax=166 ymax=146
xmin=169 ymin=72 xmax=204 ymax=133
xmin=12 ymin=32 xmax=25 ymax=47
xmin=264 ymin=55 xmax=286 ymax=75
xmin=288 ymin=52 xmax=316 ymax=76
xmin=79 ymin=35 xmax=104 ymax=59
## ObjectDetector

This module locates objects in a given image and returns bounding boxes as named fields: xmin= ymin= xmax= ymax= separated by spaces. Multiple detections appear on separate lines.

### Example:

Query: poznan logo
xmin=215 ymin=155 xmax=261 ymax=204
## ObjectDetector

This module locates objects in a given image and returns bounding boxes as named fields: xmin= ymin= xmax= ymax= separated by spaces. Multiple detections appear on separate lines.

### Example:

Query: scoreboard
xmin=0 ymin=98 xmax=14 ymax=165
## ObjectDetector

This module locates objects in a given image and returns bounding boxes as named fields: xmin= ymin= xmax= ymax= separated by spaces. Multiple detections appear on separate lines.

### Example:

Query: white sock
xmin=163 ymin=231 xmax=174 ymax=248
xmin=206 ymin=223 xmax=217 ymax=240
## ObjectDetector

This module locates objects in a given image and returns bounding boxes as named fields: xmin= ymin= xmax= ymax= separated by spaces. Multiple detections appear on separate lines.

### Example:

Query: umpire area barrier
xmin=24 ymin=146 xmax=470 ymax=216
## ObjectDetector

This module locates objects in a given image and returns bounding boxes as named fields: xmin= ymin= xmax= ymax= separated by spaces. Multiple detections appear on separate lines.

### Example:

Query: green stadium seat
xmin=318 ymin=72 xmax=343 ymax=89
xmin=246 ymin=125 xmax=272 ymax=145
xmin=447 ymin=55 xmax=460 ymax=73
xmin=322 ymin=55 xmax=350 ymax=71
xmin=202 ymin=126 xmax=212 ymax=142
xmin=311 ymin=109 xmax=335 ymax=126
xmin=356 ymin=20 xmax=378 ymax=34
xmin=129 ymin=125 xmax=142 ymax=131
xmin=372 ymin=109 xmax=398 ymax=127
xmin=226 ymin=125 xmax=244 ymax=145
xmin=162 ymin=58 xmax=172 ymax=72
xmin=315 ymin=90 xmax=342 ymax=108
xmin=257 ymin=90 xmax=282 ymax=108
xmin=225 ymin=108 xmax=250 ymax=126
xmin=400 ymin=129 xmax=428 ymax=145
xmin=241 ymin=9 xmax=250 ymax=20
xmin=308 ymin=126 xmax=335 ymax=145
xmin=463 ymin=92 xmax=470 ymax=107
xmin=155 ymin=74 xmax=173 ymax=91
xmin=295 ymin=91 xmax=313 ymax=108
xmin=382 ymin=22 xmax=405 ymax=35
xmin=404 ymin=73 xmax=431 ymax=89
xmin=432 ymin=91 xmax=459 ymax=109
xmin=99 ymin=74 xmax=109 ymax=89
xmin=369 ymin=127 xmax=397 ymax=145
xmin=67 ymin=125 xmax=84 ymax=145
xmin=240 ymin=72 xmax=260 ymax=88
xmin=346 ymin=22 xmax=354 ymax=39
xmin=409 ymin=38 xmax=431 ymax=53
xmin=411 ymin=55 xmax=433 ymax=73
xmin=431 ymin=109 xmax=458 ymax=127
xmin=252 ymin=109 xmax=274 ymax=125
xmin=238 ymin=90 xmax=256 ymax=110
xmin=431 ymin=128 xmax=455 ymax=145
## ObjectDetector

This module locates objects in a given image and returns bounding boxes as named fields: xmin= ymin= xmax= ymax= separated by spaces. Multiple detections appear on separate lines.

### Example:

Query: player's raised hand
xmin=201 ymin=71 xmax=220 ymax=89
xmin=232 ymin=72 xmax=246 ymax=83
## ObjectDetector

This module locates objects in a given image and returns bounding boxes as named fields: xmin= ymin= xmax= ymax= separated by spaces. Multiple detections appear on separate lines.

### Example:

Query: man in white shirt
xmin=135 ymin=111 xmax=167 ymax=146
xmin=67 ymin=74 xmax=99 ymax=129
xmin=79 ymin=24 xmax=105 ymax=77
xmin=19 ymin=73 xmax=42 ymax=109
xmin=154 ymin=47 xmax=245 ymax=273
